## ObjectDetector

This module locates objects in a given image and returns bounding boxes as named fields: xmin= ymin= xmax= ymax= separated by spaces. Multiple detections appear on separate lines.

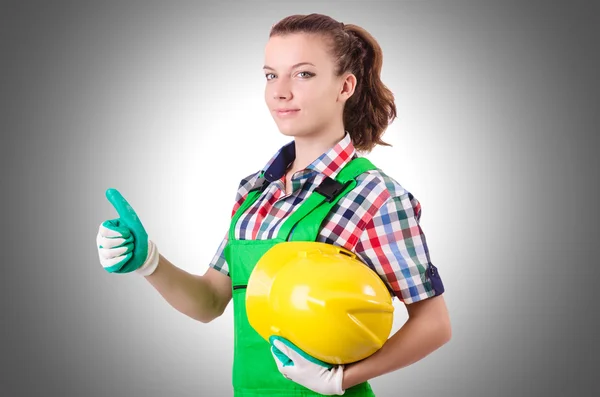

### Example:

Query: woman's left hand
xmin=270 ymin=336 xmax=345 ymax=395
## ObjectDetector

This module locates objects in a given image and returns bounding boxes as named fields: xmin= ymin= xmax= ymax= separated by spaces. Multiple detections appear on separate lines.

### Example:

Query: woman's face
xmin=263 ymin=33 xmax=351 ymax=139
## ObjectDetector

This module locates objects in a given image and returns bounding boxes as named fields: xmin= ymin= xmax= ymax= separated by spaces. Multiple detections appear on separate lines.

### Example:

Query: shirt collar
xmin=261 ymin=131 xmax=357 ymax=182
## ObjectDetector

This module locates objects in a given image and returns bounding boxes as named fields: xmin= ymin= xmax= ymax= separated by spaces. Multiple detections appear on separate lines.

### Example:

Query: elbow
xmin=178 ymin=307 xmax=214 ymax=324
xmin=195 ymin=313 xmax=215 ymax=324
xmin=192 ymin=305 xmax=221 ymax=324
xmin=439 ymin=313 xmax=452 ymax=345
xmin=176 ymin=299 xmax=222 ymax=324
xmin=196 ymin=307 xmax=224 ymax=324
xmin=195 ymin=297 xmax=229 ymax=324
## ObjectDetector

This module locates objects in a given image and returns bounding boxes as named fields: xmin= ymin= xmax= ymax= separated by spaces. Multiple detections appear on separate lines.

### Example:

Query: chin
xmin=276 ymin=123 xmax=303 ymax=137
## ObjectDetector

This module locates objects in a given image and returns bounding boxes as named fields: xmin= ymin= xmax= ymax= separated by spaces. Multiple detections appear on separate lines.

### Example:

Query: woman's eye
xmin=265 ymin=71 xmax=314 ymax=80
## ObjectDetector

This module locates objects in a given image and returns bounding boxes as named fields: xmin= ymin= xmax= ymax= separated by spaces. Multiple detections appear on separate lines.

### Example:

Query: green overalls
xmin=224 ymin=157 xmax=379 ymax=397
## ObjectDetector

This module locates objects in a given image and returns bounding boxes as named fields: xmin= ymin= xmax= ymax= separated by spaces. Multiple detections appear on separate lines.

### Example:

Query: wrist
xmin=136 ymin=240 xmax=159 ymax=276
xmin=341 ymin=362 xmax=359 ymax=391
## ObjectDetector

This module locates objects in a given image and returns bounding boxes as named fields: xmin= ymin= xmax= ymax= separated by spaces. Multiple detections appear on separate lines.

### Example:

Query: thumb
xmin=271 ymin=337 xmax=295 ymax=366
xmin=106 ymin=188 xmax=143 ymax=227
xmin=272 ymin=337 xmax=334 ymax=369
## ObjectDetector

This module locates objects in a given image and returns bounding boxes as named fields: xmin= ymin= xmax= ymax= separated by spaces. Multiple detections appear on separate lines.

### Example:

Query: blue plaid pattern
xmin=209 ymin=132 xmax=444 ymax=304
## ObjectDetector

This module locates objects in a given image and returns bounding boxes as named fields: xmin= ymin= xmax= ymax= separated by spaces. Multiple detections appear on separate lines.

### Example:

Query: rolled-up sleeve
xmin=208 ymin=232 xmax=230 ymax=276
xmin=354 ymin=192 xmax=445 ymax=304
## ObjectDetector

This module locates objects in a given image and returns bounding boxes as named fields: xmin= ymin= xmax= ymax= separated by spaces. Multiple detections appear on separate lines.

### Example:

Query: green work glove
xmin=270 ymin=336 xmax=344 ymax=395
xmin=96 ymin=188 xmax=159 ymax=276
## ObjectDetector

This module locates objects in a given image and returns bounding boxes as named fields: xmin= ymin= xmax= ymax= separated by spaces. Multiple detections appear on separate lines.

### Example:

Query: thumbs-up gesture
xmin=96 ymin=188 xmax=159 ymax=276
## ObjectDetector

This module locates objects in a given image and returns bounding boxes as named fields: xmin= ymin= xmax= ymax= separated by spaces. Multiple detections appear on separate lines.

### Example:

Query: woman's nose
xmin=272 ymin=79 xmax=292 ymax=100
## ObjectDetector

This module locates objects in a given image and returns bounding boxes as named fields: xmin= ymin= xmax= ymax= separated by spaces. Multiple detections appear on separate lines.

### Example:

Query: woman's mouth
xmin=275 ymin=109 xmax=300 ymax=117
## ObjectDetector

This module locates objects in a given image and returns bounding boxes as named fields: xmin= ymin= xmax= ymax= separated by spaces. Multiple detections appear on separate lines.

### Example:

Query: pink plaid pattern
xmin=209 ymin=132 xmax=444 ymax=304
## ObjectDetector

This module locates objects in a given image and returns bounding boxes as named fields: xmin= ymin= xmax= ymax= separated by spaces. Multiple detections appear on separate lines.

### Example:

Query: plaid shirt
xmin=209 ymin=132 xmax=444 ymax=304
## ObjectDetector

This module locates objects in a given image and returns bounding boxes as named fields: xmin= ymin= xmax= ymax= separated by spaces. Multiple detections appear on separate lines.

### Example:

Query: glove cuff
xmin=334 ymin=365 xmax=346 ymax=395
xmin=136 ymin=240 xmax=160 ymax=276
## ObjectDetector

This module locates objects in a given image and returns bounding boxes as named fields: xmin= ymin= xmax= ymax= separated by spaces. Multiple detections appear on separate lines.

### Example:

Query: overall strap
xmin=277 ymin=157 xmax=378 ymax=242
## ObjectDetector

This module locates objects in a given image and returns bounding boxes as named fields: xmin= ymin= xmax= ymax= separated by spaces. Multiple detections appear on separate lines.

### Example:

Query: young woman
xmin=97 ymin=13 xmax=451 ymax=397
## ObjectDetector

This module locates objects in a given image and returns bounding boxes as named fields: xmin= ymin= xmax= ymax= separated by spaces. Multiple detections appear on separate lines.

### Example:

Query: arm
xmin=141 ymin=172 xmax=258 ymax=323
xmin=98 ymin=188 xmax=238 ymax=324
xmin=144 ymin=255 xmax=232 ymax=324
xmin=342 ymin=294 xmax=451 ymax=389
xmin=269 ymin=190 xmax=451 ymax=395
xmin=142 ymin=172 xmax=259 ymax=323
xmin=141 ymin=171 xmax=258 ymax=323
xmin=342 ymin=192 xmax=451 ymax=388
xmin=269 ymin=287 xmax=451 ymax=395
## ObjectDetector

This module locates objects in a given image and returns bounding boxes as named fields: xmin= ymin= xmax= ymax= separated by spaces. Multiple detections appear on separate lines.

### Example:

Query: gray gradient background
xmin=1 ymin=1 xmax=598 ymax=396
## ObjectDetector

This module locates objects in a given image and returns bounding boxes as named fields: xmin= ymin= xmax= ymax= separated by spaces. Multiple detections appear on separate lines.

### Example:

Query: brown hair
xmin=270 ymin=13 xmax=397 ymax=153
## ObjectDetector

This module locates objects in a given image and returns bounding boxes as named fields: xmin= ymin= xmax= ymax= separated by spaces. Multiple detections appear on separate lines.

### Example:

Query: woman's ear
xmin=338 ymin=73 xmax=357 ymax=103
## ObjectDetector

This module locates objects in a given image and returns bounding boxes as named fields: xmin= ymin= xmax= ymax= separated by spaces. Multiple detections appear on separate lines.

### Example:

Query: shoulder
xmin=235 ymin=170 xmax=262 ymax=194
xmin=349 ymin=165 xmax=422 ymax=219
xmin=227 ymin=170 xmax=262 ymax=216
xmin=354 ymin=167 xmax=410 ymax=198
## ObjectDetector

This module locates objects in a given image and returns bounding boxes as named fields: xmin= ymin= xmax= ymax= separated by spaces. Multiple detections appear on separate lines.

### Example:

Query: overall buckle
xmin=314 ymin=177 xmax=350 ymax=202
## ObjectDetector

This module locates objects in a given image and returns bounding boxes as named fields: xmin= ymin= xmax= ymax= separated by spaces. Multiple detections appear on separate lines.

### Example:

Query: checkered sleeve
xmin=207 ymin=232 xmax=230 ymax=276
xmin=207 ymin=171 xmax=260 ymax=276
xmin=353 ymin=192 xmax=445 ymax=304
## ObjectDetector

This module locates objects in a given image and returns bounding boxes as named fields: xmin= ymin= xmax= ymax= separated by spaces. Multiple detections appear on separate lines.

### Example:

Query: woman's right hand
xmin=96 ymin=188 xmax=159 ymax=276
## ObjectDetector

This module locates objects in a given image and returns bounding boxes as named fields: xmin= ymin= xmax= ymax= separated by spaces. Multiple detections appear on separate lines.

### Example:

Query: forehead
xmin=264 ymin=33 xmax=332 ymax=68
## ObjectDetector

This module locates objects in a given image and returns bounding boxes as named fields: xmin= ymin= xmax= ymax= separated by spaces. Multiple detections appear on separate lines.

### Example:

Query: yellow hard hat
xmin=246 ymin=241 xmax=394 ymax=365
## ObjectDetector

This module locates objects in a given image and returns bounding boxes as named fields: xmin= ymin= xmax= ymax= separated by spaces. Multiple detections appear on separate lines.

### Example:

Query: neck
xmin=288 ymin=127 xmax=346 ymax=173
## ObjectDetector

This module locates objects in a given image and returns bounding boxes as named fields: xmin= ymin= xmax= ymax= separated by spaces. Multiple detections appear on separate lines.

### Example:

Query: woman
xmin=97 ymin=13 xmax=451 ymax=397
